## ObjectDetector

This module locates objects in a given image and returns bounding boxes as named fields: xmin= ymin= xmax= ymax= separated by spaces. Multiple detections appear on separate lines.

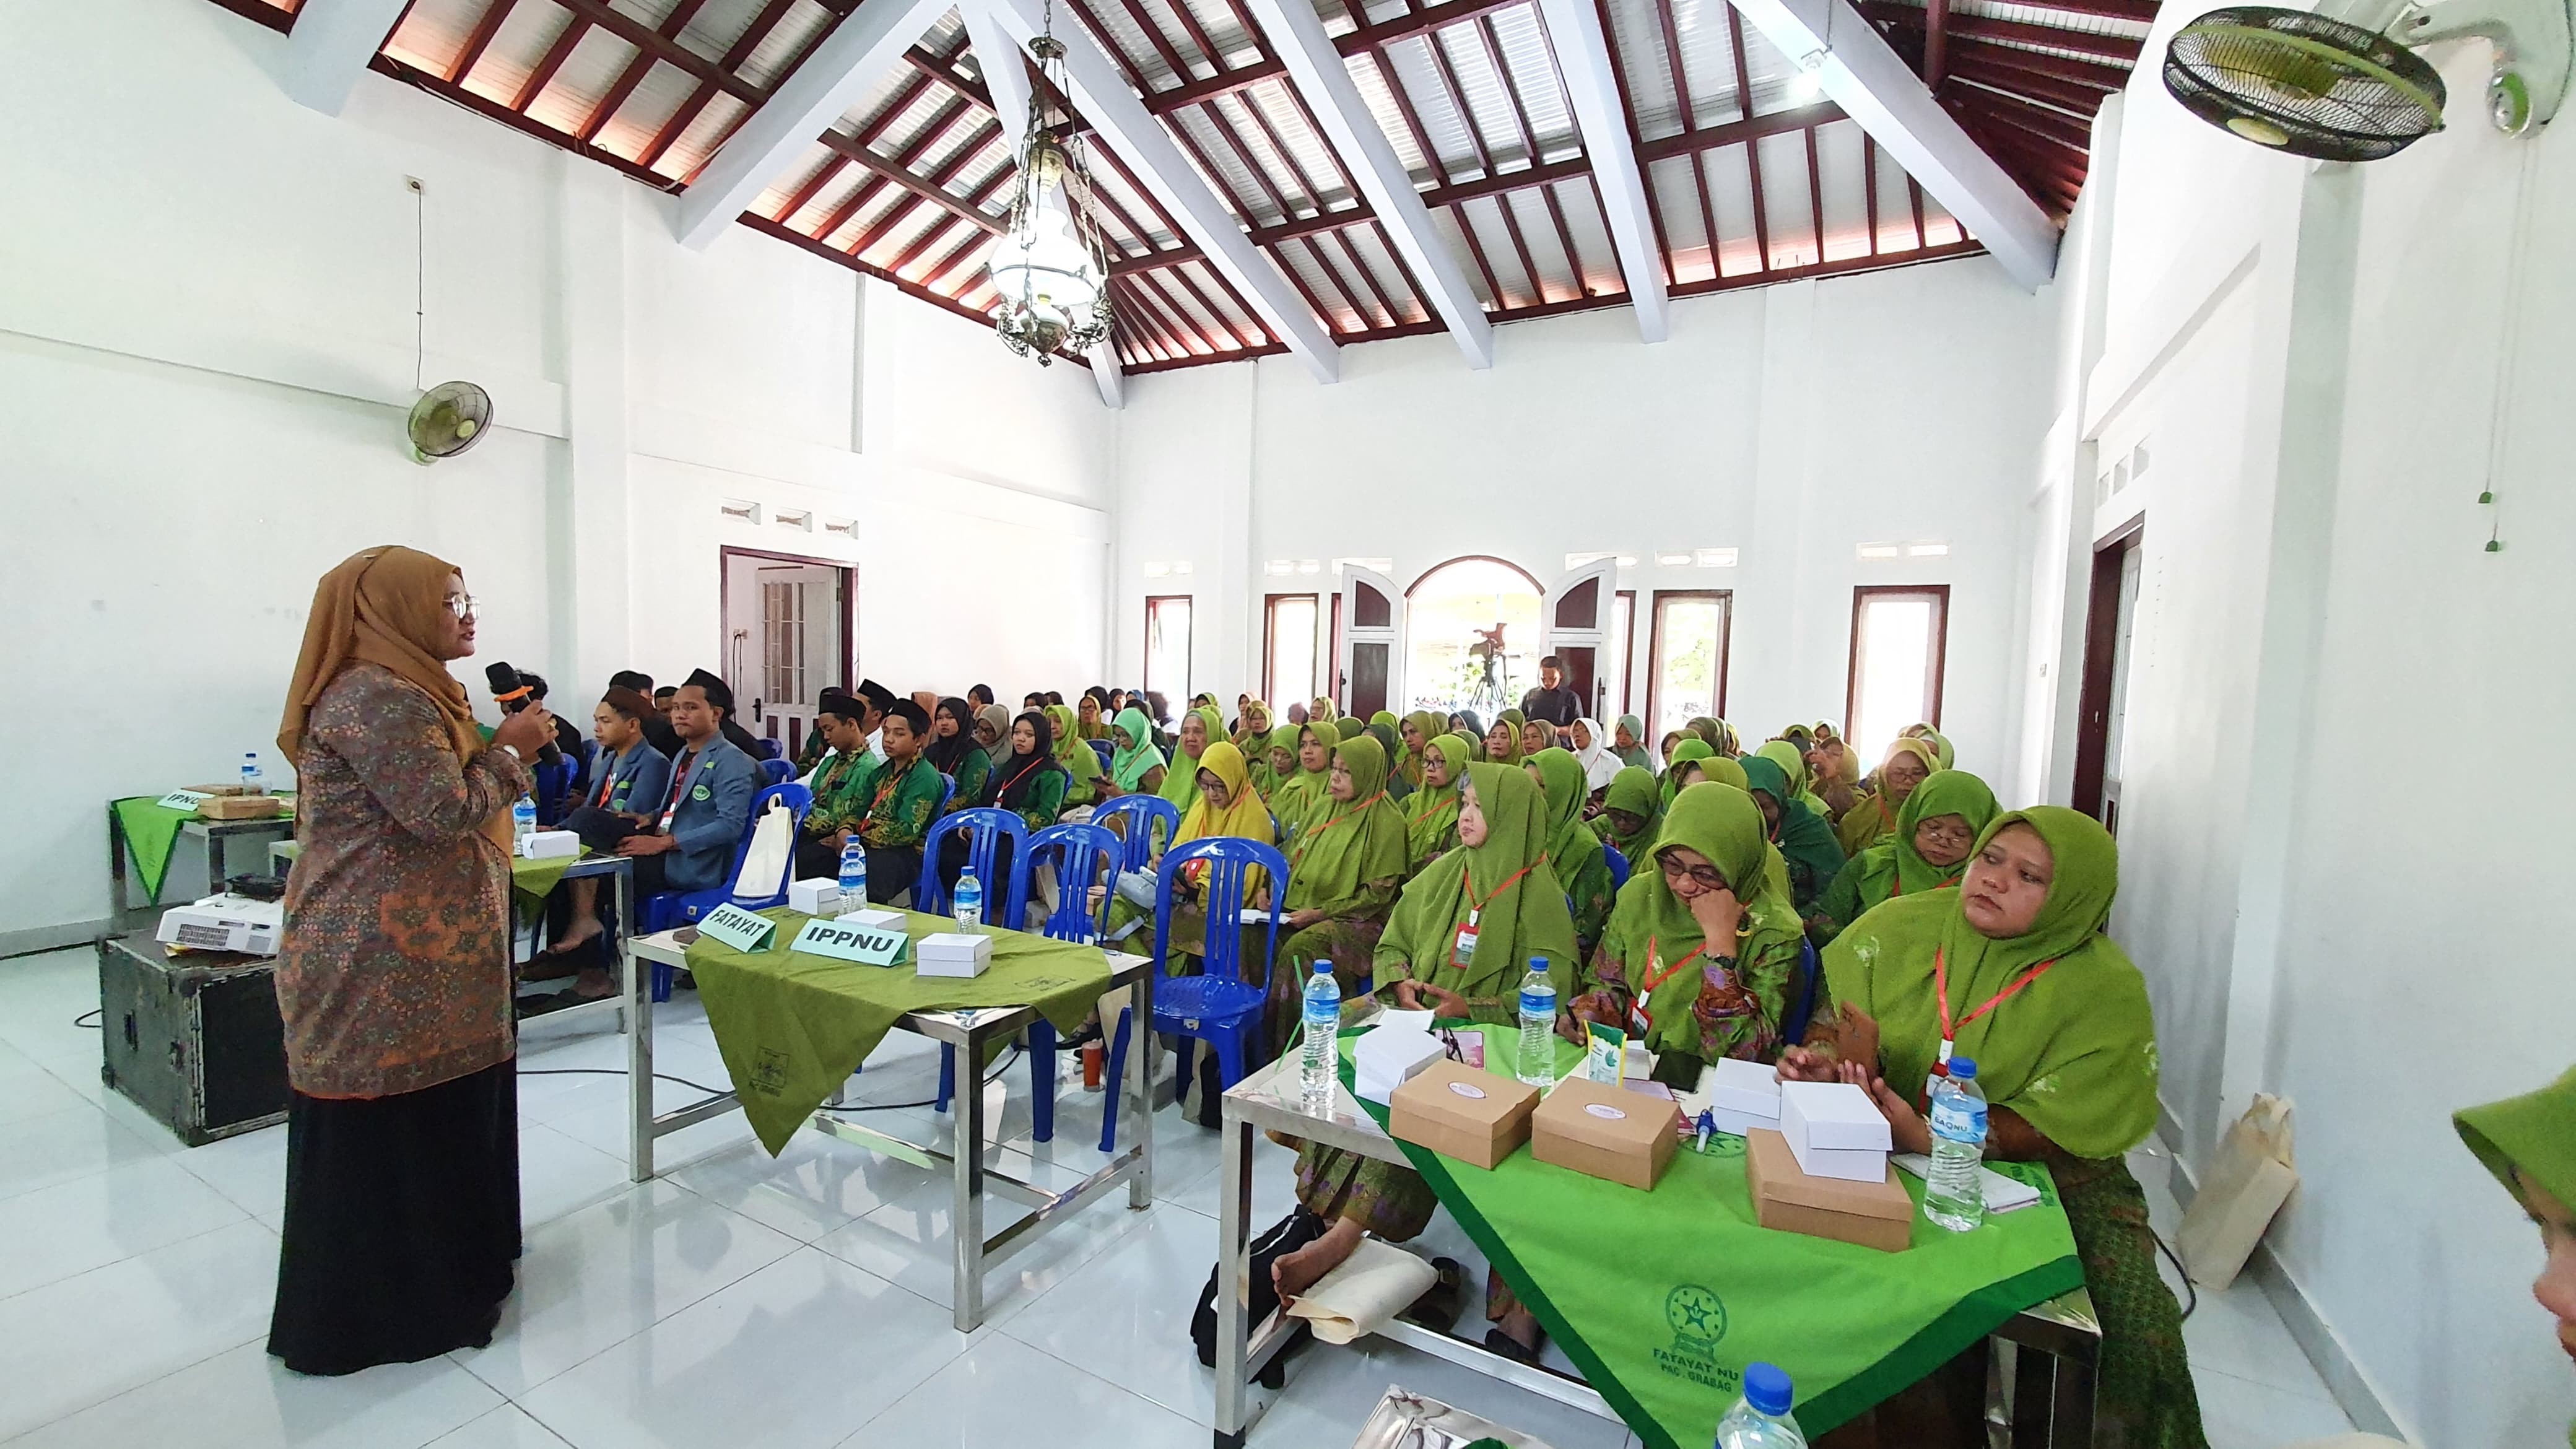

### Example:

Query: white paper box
xmin=1707 ymin=1058 xmax=1783 ymax=1120
xmin=916 ymin=931 xmax=993 ymax=978
xmin=837 ymin=906 xmax=905 ymax=929
xmin=787 ymin=879 xmax=842 ymax=916
xmin=1781 ymin=1081 xmax=1894 ymax=1183
xmin=517 ymin=829 xmax=580 ymax=859
xmin=1705 ymin=1105 xmax=1777 ymax=1138
xmin=1352 ymin=1024 xmax=1447 ymax=1104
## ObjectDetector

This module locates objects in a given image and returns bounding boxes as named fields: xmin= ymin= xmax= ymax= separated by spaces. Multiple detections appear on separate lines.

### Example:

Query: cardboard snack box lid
xmin=1391 ymin=1059 xmax=1539 ymax=1135
xmin=1746 ymin=1128 xmax=1913 ymax=1222
xmin=1533 ymin=1074 xmax=1682 ymax=1149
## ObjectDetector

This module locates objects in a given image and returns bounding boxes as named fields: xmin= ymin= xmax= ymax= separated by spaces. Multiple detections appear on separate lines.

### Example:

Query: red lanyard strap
xmin=1307 ymin=791 xmax=1389 ymax=837
xmin=1932 ymin=946 xmax=2058 ymax=1048
xmin=1639 ymin=934 xmax=1709 ymax=996
xmin=1462 ymin=856 xmax=1544 ymax=916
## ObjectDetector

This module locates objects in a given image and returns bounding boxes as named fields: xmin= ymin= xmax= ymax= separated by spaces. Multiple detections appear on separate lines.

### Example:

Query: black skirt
xmin=268 ymin=1059 xmax=521 ymax=1376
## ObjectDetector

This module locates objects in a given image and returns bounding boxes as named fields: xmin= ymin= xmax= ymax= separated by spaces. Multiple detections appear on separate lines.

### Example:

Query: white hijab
xmin=1570 ymin=716 xmax=1622 ymax=792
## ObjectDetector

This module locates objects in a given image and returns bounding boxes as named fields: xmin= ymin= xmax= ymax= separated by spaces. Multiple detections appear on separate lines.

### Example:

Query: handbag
xmin=2177 ymin=1093 xmax=2299 ymax=1289
xmin=731 ymin=796 xmax=796 ymax=902
xmin=1191 ymin=1208 xmax=1327 ymax=1372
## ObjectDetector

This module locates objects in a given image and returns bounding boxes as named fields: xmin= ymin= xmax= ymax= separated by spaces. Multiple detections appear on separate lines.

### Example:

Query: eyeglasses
xmin=1917 ymin=819 xmax=1978 ymax=848
xmin=1657 ymin=854 xmax=1728 ymax=891
xmin=443 ymin=594 xmax=479 ymax=621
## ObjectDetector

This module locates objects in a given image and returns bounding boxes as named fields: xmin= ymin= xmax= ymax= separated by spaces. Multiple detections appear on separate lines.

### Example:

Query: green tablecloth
xmin=685 ymin=908 xmax=1116 ymax=1154
xmin=509 ymin=849 xmax=588 ymax=908
xmin=112 ymin=795 xmax=295 ymax=903
xmin=1342 ymin=1027 xmax=2084 ymax=1447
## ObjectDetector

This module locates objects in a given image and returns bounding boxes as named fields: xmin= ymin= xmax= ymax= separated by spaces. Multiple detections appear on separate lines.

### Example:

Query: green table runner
xmin=1341 ymin=1027 xmax=2083 ymax=1446
xmin=685 ymin=908 xmax=1116 ymax=1154
xmin=510 ymin=849 xmax=588 ymax=909
xmin=112 ymin=796 xmax=295 ymax=903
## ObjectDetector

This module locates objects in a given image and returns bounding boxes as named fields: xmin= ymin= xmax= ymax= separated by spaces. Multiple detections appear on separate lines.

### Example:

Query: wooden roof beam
xmin=987 ymin=0 xmax=1339 ymax=380
xmin=1533 ymin=0 xmax=1668 ymax=340
xmin=1725 ymin=0 xmax=2058 ymax=287
xmin=1240 ymin=0 xmax=1492 ymax=365
xmin=676 ymin=0 xmax=951 ymax=248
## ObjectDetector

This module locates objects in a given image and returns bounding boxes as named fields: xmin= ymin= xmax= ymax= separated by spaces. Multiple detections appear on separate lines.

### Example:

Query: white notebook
xmin=1890 ymin=1154 xmax=2045 ymax=1213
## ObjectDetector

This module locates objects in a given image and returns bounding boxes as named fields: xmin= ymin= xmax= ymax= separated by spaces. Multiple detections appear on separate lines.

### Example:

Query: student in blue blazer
xmin=617 ymin=672 xmax=760 ymax=897
xmin=535 ymin=687 xmax=674 ymax=987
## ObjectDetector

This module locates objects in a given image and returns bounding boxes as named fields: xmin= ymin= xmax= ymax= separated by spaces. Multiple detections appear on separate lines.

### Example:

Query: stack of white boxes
xmin=1779 ymin=1081 xmax=1895 ymax=1183
xmin=786 ymin=878 xmax=841 ymax=916
xmin=517 ymin=829 xmax=580 ymax=859
xmin=916 ymin=931 xmax=993 ymax=979
xmin=1351 ymin=1019 xmax=1447 ymax=1103
xmin=1704 ymin=1057 xmax=1785 ymax=1137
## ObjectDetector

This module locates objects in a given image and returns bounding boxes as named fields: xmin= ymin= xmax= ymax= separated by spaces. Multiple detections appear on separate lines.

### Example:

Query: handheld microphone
xmin=484 ymin=661 xmax=562 ymax=767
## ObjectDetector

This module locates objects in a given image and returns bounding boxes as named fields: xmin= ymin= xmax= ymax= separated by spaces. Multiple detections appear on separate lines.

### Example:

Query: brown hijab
xmin=278 ymin=546 xmax=507 ymax=850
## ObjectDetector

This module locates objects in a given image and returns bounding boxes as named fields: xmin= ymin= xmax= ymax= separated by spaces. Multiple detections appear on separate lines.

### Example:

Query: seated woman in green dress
xmin=1780 ymin=807 xmax=2206 ymax=1449
xmin=1814 ymin=768 xmax=1997 ymax=941
xmin=1404 ymin=735 xmax=1467 ymax=872
xmin=1156 ymin=705 xmax=1224 ymax=820
xmin=983 ymin=710 xmax=1067 ymax=833
xmin=925 ymin=697 xmax=991 ymax=815
xmin=1103 ymin=706 xmax=1169 ymax=799
xmin=1740 ymin=753 xmax=1846 ymax=926
xmin=1597 ymin=765 xmax=1661 ymax=863
xmin=1835 ymin=735 xmax=1941 ymax=858
xmin=1268 ymin=764 xmax=1575 ymax=1306
xmin=1045 ymin=704 xmax=1106 ymax=816
xmin=1268 ymin=722 xmax=1336 ymax=842
xmin=1525 ymin=747 xmax=1614 ymax=962
xmin=1263 ymin=734 xmax=1410 ymax=1060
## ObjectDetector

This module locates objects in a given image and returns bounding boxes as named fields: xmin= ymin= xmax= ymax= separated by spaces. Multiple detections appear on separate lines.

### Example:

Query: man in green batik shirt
xmin=852 ymin=699 xmax=942 ymax=904
xmin=793 ymin=689 xmax=879 ymax=881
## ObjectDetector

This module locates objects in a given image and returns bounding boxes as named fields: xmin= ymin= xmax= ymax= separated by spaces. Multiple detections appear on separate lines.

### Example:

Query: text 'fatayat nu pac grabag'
xmin=2178 ymin=1092 xmax=2299 ymax=1289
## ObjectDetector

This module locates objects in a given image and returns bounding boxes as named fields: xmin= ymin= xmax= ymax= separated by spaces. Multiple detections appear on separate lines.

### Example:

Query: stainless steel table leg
xmin=952 ymin=1023 xmax=988 ymax=1333
xmin=614 ymin=863 xmax=635 ymax=1036
xmin=1128 ymin=970 xmax=1155 ymax=1208
xmin=1212 ymin=1103 xmax=1253 ymax=1449
xmin=629 ymin=925 xmax=656 ymax=1182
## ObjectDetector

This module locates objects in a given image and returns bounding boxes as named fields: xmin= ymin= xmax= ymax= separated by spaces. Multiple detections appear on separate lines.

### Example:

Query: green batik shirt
xmin=861 ymin=757 xmax=943 ymax=850
xmin=805 ymin=749 xmax=878 ymax=837
xmin=945 ymin=747 xmax=991 ymax=814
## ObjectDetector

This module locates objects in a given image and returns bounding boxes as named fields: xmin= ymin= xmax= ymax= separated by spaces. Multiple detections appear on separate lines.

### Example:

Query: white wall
xmin=1109 ymin=257 xmax=2052 ymax=776
xmin=0 ymin=0 xmax=1114 ymax=946
xmin=2020 ymin=19 xmax=2576 ymax=1445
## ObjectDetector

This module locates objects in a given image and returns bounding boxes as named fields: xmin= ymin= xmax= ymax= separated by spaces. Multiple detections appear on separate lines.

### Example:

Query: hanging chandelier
xmin=983 ymin=19 xmax=1113 ymax=365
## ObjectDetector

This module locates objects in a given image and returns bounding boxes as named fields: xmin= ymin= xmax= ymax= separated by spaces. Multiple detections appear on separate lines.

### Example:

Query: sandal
xmin=1398 ymin=1258 xmax=1466 ymax=1332
xmin=1482 ymin=1326 xmax=1543 ymax=1365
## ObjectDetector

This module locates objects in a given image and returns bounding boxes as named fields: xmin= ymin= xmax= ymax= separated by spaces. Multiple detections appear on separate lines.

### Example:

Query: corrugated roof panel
xmin=1072 ymin=0 xmax=1190 ymax=90
xmin=1664 ymin=0 xmax=1745 ymax=124
xmin=1865 ymin=138 xmax=1920 ymax=250
xmin=1645 ymin=152 xmax=1717 ymax=284
xmin=1186 ymin=0 xmax=1264 ymax=63
xmin=1703 ymin=142 xmax=1763 ymax=275
xmin=1751 ymin=128 xmax=1815 ymax=266
xmin=1497 ymin=187 xmax=1580 ymax=303
xmin=1812 ymin=118 xmax=1871 ymax=261
xmin=755 ymin=137 xmax=842 ymax=222
xmin=1346 ymin=51 xmax=1437 ymax=183
xmin=1373 ymin=35 xmax=1482 ymax=181
xmin=1731 ymin=19 xmax=1808 ymax=115
xmin=1277 ymin=237 xmax=1371 ymax=331
xmin=1601 ymin=0 xmax=1684 ymax=139
xmin=384 ymin=0 xmax=481 ymax=73
xmin=1483 ymin=7 xmax=1579 ymax=159
xmin=523 ymin=24 xmax=656 ymax=136
xmin=733 ymin=3 xmax=845 ymax=90
xmin=1338 ymin=224 xmax=1429 ymax=327
xmin=659 ymin=92 xmax=752 ymax=178
xmin=1449 ymin=194 xmax=1531 ymax=306
xmin=1427 ymin=206 xmax=1500 ymax=308
xmin=1429 ymin=23 xmax=1538 ymax=172
xmin=1168 ymin=105 xmax=1279 ymax=224
xmin=1135 ymin=0 xmax=1232 ymax=72
xmin=1550 ymin=176 xmax=1624 ymax=298
xmin=1956 ymin=0 xmax=2150 ymax=41
xmin=1223 ymin=83 xmax=1352 ymax=212
xmin=1179 ymin=260 xmax=1266 ymax=347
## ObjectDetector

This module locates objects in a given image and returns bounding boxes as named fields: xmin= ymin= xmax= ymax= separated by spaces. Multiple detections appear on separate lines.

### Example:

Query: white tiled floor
xmin=4 ymin=944 xmax=2357 ymax=1448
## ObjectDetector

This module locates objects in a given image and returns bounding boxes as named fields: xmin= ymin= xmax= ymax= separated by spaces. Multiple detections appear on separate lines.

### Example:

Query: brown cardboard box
xmin=1389 ymin=1060 xmax=1542 ymax=1169
xmin=196 ymin=795 xmax=287 ymax=820
xmin=1744 ymin=1128 xmax=1915 ymax=1252
xmin=182 ymin=784 xmax=251 ymax=798
xmin=1530 ymin=1075 xmax=1682 ymax=1190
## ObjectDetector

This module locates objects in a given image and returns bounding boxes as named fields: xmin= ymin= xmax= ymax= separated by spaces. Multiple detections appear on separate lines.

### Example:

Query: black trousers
xmin=268 ymin=1061 xmax=520 ymax=1376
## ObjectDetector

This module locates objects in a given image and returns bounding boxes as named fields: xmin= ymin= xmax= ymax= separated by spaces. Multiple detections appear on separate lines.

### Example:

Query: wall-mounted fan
xmin=2164 ymin=0 xmax=2570 ymax=159
xmin=407 ymin=381 xmax=492 ymax=465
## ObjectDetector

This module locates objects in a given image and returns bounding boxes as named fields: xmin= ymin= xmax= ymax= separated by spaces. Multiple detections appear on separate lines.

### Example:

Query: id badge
xmin=1451 ymin=922 xmax=1479 ymax=967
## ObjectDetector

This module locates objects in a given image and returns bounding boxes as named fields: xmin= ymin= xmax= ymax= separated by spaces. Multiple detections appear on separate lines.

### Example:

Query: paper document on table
xmin=1891 ymin=1154 xmax=2043 ymax=1212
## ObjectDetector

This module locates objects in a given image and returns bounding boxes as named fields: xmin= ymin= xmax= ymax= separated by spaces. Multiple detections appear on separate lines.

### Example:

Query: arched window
xmin=1401 ymin=556 xmax=1546 ymax=721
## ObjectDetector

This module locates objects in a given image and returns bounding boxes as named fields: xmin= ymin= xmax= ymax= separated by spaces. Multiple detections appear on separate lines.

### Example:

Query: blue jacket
xmin=655 ymin=736 xmax=761 ymax=893
xmin=587 ymin=741 xmax=672 ymax=822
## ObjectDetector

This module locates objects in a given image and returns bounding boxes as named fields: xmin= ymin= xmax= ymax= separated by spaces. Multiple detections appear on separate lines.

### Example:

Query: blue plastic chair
xmin=1780 ymin=937 xmax=1824 ymax=1046
xmin=913 ymin=808 xmax=1024 ymax=916
xmin=1603 ymin=843 xmax=1630 ymax=891
xmin=752 ymin=736 xmax=783 ymax=761
xmin=1091 ymin=794 xmax=1179 ymax=874
xmin=934 ymin=772 xmax=957 ymax=814
xmin=931 ymin=822 xmax=1121 ymax=1146
xmin=1149 ymin=837 xmax=1287 ymax=1109
xmin=759 ymin=757 xmax=794 ymax=786
xmin=1088 ymin=738 xmax=1115 ymax=770
xmin=639 ymin=781 xmax=814 ymax=1001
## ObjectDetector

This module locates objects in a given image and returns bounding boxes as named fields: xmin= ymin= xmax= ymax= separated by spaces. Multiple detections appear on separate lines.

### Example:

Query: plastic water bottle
xmin=511 ymin=793 xmax=536 ymax=843
xmin=1925 ymin=1056 xmax=1990 ymax=1232
xmin=836 ymin=839 xmax=868 ymax=915
xmin=1299 ymin=964 xmax=1341 ymax=1108
xmin=1714 ymin=1362 xmax=1806 ymax=1447
xmin=1517 ymin=957 xmax=1558 ymax=1088
xmin=240 ymin=751 xmax=264 ymax=796
xmin=954 ymin=868 xmax=983 ymax=929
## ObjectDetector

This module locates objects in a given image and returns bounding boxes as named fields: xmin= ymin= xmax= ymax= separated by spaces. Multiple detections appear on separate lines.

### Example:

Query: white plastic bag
xmin=730 ymin=796 xmax=796 ymax=904
xmin=2178 ymin=1093 xmax=2299 ymax=1289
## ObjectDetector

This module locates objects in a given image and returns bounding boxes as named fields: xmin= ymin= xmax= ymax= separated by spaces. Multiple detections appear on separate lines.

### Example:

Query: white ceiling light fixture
xmin=980 ymin=5 xmax=1113 ymax=366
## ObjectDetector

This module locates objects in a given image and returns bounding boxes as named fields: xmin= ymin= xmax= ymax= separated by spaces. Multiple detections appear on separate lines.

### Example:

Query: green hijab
xmin=1250 ymin=724 xmax=1297 ymax=797
xmin=1741 ymin=754 xmax=1847 ymax=903
xmin=1848 ymin=769 xmax=2000 ymax=903
xmin=1366 ymin=721 xmax=1412 ymax=800
xmin=1907 ymin=724 xmax=1957 ymax=769
xmin=1613 ymin=714 xmax=1654 ymax=772
xmin=1047 ymin=704 xmax=1104 ymax=791
xmin=1599 ymin=765 xmax=1662 ymax=861
xmin=1597 ymin=782 xmax=1803 ymax=1056
xmin=1662 ymin=738 xmax=1715 ymax=806
xmin=1754 ymin=739 xmax=1809 ymax=796
xmin=1822 ymin=807 xmax=2159 ymax=1160
xmin=1375 ymin=762 xmax=1578 ymax=1013
xmin=1400 ymin=710 xmax=1445 ymax=787
xmin=1286 ymin=734 xmax=1412 ymax=910
xmin=1157 ymin=705 xmax=1223 ymax=810
xmin=2459 ymin=1065 xmax=2576 ymax=1211
xmin=1334 ymin=716 xmax=1367 ymax=741
xmin=1108 ymin=706 xmax=1165 ymax=791
xmin=1272 ymin=721 xmax=1337 ymax=832
xmin=1370 ymin=710 xmax=1399 ymax=731
xmin=1528 ymin=747 xmax=1603 ymax=899
xmin=1406 ymin=736 xmax=1469 ymax=863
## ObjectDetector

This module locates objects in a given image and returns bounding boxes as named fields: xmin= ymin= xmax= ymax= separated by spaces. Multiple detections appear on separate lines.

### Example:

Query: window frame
xmin=1144 ymin=594 xmax=1194 ymax=707
xmin=1262 ymin=592 xmax=1320 ymax=710
xmin=1844 ymin=584 xmax=1951 ymax=747
xmin=1645 ymin=589 xmax=1733 ymax=736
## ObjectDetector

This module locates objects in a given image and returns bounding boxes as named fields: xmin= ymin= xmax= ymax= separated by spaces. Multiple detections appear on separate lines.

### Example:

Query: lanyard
xmin=1461 ymin=856 xmax=1544 ymax=924
xmin=1630 ymin=934 xmax=1710 ymax=1035
xmin=657 ymin=749 xmax=698 ymax=829
xmin=1890 ymin=868 xmax=1965 ymax=900
xmin=593 ymin=754 xmax=619 ymax=810
xmin=1308 ymin=791 xmax=1388 ymax=835
xmin=1932 ymin=946 xmax=2058 ymax=1064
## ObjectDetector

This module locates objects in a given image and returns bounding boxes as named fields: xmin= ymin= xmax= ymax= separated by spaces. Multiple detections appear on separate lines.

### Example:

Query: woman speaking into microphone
xmin=267 ymin=546 xmax=555 ymax=1376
